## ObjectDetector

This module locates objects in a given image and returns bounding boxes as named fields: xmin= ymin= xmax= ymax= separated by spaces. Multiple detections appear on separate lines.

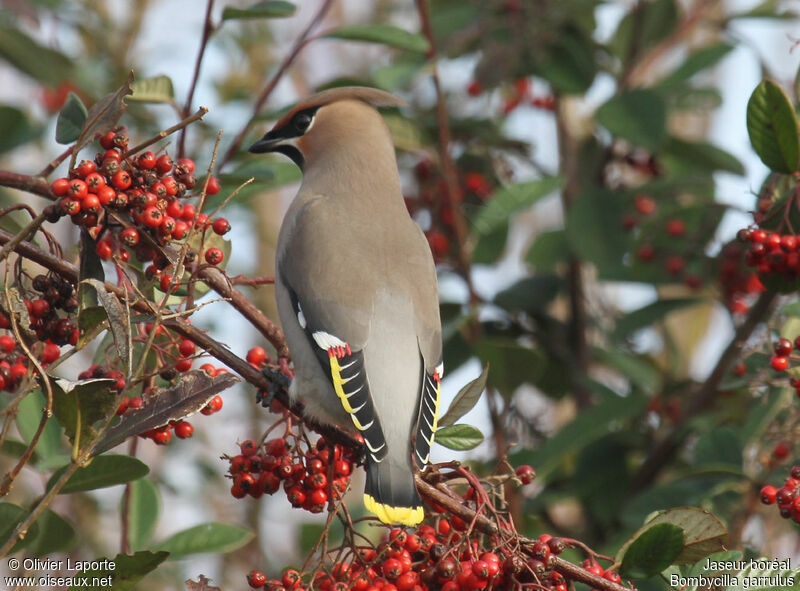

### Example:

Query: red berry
xmin=96 ymin=240 xmax=112 ymax=259
xmin=383 ymin=558 xmax=403 ymax=580
xmin=68 ymin=179 xmax=88 ymax=200
xmin=751 ymin=229 xmax=767 ymax=243
xmin=205 ymin=176 xmax=221 ymax=195
xmin=172 ymin=221 xmax=188 ymax=240
xmin=120 ymin=227 xmax=140 ymax=246
xmin=177 ymin=158 xmax=195 ymax=173
xmin=178 ymin=339 xmax=196 ymax=357
xmin=201 ymin=395 xmax=223 ymax=415
xmin=603 ymin=571 xmax=621 ymax=584
xmin=771 ymin=355 xmax=789 ymax=372
xmin=247 ymin=570 xmax=268 ymax=589
xmin=282 ymin=569 xmax=301 ymax=589
xmin=634 ymin=194 xmax=656 ymax=215
xmin=156 ymin=154 xmax=173 ymax=174
xmin=212 ymin=217 xmax=231 ymax=235
xmin=775 ymin=338 xmax=793 ymax=357
xmin=467 ymin=80 xmax=483 ymax=96
xmin=515 ymin=464 xmax=535 ymax=485
xmin=308 ymin=488 xmax=327 ymax=505
xmin=112 ymin=170 xmax=132 ymax=190
xmin=637 ymin=244 xmax=655 ymax=262
xmin=137 ymin=151 xmax=156 ymax=169
xmin=174 ymin=421 xmax=194 ymax=439
xmin=665 ymin=219 xmax=685 ymax=237
xmin=142 ymin=206 xmax=163 ymax=228
xmin=774 ymin=442 xmax=791 ymax=460
xmin=175 ymin=358 xmax=192 ymax=372
xmin=240 ymin=439 xmax=258 ymax=456
xmin=205 ymin=247 xmax=224 ymax=265
xmin=761 ymin=484 xmax=778 ymax=504
xmin=75 ymin=159 xmax=96 ymax=177
xmin=51 ymin=177 xmax=70 ymax=196
xmin=0 ymin=335 xmax=15 ymax=353
xmin=152 ymin=428 xmax=171 ymax=445
xmin=247 ymin=346 xmax=267 ymax=365
xmin=180 ymin=203 xmax=196 ymax=221
xmin=30 ymin=299 xmax=50 ymax=318
xmin=665 ymin=255 xmax=685 ymax=275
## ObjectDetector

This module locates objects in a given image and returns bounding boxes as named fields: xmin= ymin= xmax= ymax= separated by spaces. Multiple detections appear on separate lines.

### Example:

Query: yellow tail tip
xmin=364 ymin=494 xmax=424 ymax=526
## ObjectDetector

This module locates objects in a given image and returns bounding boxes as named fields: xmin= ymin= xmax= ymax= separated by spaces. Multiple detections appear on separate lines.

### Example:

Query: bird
xmin=248 ymin=86 xmax=443 ymax=526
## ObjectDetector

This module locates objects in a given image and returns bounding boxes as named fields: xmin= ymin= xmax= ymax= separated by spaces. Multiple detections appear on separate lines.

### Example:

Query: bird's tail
xmin=363 ymin=457 xmax=423 ymax=527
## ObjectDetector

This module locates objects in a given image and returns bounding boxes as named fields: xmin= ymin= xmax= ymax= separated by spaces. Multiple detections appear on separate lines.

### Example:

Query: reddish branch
xmin=0 ymin=171 xmax=52 ymax=199
xmin=219 ymin=0 xmax=335 ymax=170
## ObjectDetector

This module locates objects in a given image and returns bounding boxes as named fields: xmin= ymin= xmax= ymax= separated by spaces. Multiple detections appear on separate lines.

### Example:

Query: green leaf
xmin=472 ymin=222 xmax=508 ymax=264
xmin=566 ymin=189 xmax=630 ymax=276
xmin=55 ymin=92 xmax=87 ymax=144
xmin=26 ymin=509 xmax=76 ymax=555
xmin=694 ymin=426 xmax=742 ymax=469
xmin=155 ymin=522 xmax=254 ymax=558
xmin=222 ymin=1 xmax=296 ymax=20
xmin=128 ymin=75 xmax=175 ymax=103
xmin=596 ymin=89 xmax=667 ymax=150
xmin=619 ymin=523 xmax=684 ymax=578
xmin=434 ymin=424 xmax=484 ymax=451
xmin=746 ymin=79 xmax=800 ymax=173
xmin=50 ymin=377 xmax=118 ymax=446
xmin=687 ymin=550 xmax=742 ymax=578
xmin=0 ymin=503 xmax=40 ymax=553
xmin=525 ymin=230 xmax=569 ymax=272
xmin=472 ymin=339 xmax=544 ymax=396
xmin=0 ymin=105 xmax=41 ymax=155
xmin=513 ymin=391 xmax=647 ymax=481
xmin=324 ymin=25 xmax=428 ymax=53
xmin=77 ymin=230 xmax=105 ymax=312
xmin=72 ymin=71 xmax=134 ymax=161
xmin=612 ymin=298 xmax=699 ymax=342
xmin=125 ymin=479 xmax=160 ymax=551
xmin=471 ymin=177 xmax=562 ymax=236
xmin=16 ymin=389 xmax=62 ymax=463
xmin=538 ymin=27 xmax=596 ymax=94
xmin=0 ymin=27 xmax=74 ymax=84
xmin=48 ymin=455 xmax=149 ymax=494
xmin=651 ymin=507 xmax=728 ymax=565
xmin=594 ymin=348 xmax=661 ymax=394
xmin=68 ymin=551 xmax=169 ymax=591
xmin=659 ymin=43 xmax=733 ymax=86
xmin=609 ymin=0 xmax=677 ymax=61
xmin=494 ymin=275 xmax=562 ymax=315
xmin=438 ymin=364 xmax=489 ymax=428
xmin=662 ymin=137 xmax=745 ymax=176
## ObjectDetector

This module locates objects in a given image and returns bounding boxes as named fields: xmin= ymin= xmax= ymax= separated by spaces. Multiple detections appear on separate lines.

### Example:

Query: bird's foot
xmin=256 ymin=367 xmax=293 ymax=408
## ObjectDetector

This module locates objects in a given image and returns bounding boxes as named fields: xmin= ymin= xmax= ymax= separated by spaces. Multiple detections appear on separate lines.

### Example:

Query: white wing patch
xmin=435 ymin=362 xmax=444 ymax=378
xmin=297 ymin=304 xmax=307 ymax=329
xmin=312 ymin=331 xmax=347 ymax=350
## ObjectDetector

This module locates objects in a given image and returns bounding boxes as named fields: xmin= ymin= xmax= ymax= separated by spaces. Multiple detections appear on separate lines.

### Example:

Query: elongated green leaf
xmin=651 ymin=507 xmax=728 ymax=565
xmin=597 ymin=89 xmax=667 ymax=150
xmin=82 ymin=278 xmax=132 ymax=375
xmin=594 ymin=348 xmax=660 ymax=394
xmin=746 ymin=80 xmax=800 ymax=173
xmin=69 ymin=551 xmax=168 ymax=591
xmin=0 ymin=503 xmax=40 ymax=552
xmin=472 ymin=177 xmax=562 ymax=236
xmin=694 ymin=426 xmax=742 ymax=469
xmin=0 ymin=27 xmax=74 ymax=84
xmin=494 ymin=275 xmax=562 ymax=315
xmin=566 ymin=189 xmax=630 ymax=275
xmin=155 ymin=522 xmax=254 ymax=558
xmin=660 ymin=43 xmax=733 ymax=86
xmin=48 ymin=455 xmax=149 ymax=493
xmin=16 ymin=389 xmax=62 ymax=462
xmin=0 ymin=105 xmax=41 ymax=154
xmin=26 ymin=509 xmax=76 ymax=555
xmin=56 ymin=92 xmax=87 ymax=144
xmin=662 ymin=137 xmax=745 ymax=176
xmin=128 ymin=75 xmax=175 ymax=103
xmin=125 ymin=478 xmax=160 ymax=551
xmin=526 ymin=230 xmax=569 ymax=272
xmin=613 ymin=298 xmax=699 ymax=341
xmin=222 ymin=1 xmax=296 ymax=20
xmin=438 ymin=364 xmax=489 ymax=428
xmin=619 ymin=523 xmax=684 ymax=578
xmin=325 ymin=25 xmax=428 ymax=53
xmin=435 ymin=424 xmax=484 ymax=451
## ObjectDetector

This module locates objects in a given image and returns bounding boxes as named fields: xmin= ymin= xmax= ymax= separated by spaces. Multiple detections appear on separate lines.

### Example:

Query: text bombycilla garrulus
xmin=249 ymin=86 xmax=443 ymax=526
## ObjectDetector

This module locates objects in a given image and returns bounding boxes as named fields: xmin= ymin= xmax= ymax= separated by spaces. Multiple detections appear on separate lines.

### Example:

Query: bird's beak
xmin=248 ymin=134 xmax=282 ymax=154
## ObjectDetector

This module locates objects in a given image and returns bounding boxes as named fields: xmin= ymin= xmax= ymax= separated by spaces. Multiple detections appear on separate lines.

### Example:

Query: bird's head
xmin=248 ymin=86 xmax=407 ymax=170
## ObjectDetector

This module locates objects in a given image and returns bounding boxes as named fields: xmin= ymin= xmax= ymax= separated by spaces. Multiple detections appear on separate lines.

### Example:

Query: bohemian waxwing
xmin=249 ymin=87 xmax=443 ymax=526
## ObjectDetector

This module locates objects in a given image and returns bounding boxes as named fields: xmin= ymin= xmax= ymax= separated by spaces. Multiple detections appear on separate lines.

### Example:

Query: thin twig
xmin=219 ymin=0 xmax=335 ymax=169
xmin=0 ymin=211 xmax=47 ymax=265
xmin=179 ymin=0 xmax=216 ymax=158
xmin=38 ymin=145 xmax=76 ymax=178
xmin=121 ymin=107 xmax=208 ymax=159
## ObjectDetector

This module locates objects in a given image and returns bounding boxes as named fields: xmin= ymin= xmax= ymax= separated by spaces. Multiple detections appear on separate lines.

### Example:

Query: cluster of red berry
xmin=406 ymin=160 xmax=495 ymax=262
xmin=718 ymin=243 xmax=765 ymax=316
xmin=226 ymin=434 xmax=356 ymax=513
xmin=737 ymin=228 xmax=800 ymax=282
xmin=767 ymin=337 xmax=800 ymax=374
xmin=625 ymin=194 xmax=702 ymax=289
xmin=46 ymin=131 xmax=229 ymax=271
xmin=760 ymin=465 xmax=800 ymax=524
xmin=466 ymin=77 xmax=555 ymax=113
xmin=246 ymin=525 xmax=620 ymax=591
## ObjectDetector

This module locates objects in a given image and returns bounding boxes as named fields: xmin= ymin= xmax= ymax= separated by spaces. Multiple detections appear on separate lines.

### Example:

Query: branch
xmin=219 ymin=0 xmax=335 ymax=170
xmin=121 ymin=106 xmax=208 ymax=159
xmin=631 ymin=290 xmax=777 ymax=491
xmin=0 ymin=170 xmax=52 ymax=200
xmin=179 ymin=0 xmax=216 ymax=158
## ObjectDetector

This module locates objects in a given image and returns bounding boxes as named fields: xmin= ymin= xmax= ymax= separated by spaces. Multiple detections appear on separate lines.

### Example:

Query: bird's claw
xmin=256 ymin=367 xmax=292 ymax=408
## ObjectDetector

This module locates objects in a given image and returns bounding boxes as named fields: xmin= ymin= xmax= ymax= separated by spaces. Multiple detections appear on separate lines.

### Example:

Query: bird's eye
xmin=293 ymin=112 xmax=313 ymax=132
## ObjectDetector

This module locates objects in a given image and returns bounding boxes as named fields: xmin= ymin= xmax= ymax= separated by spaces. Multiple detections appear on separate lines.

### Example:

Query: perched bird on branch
xmin=249 ymin=86 xmax=443 ymax=526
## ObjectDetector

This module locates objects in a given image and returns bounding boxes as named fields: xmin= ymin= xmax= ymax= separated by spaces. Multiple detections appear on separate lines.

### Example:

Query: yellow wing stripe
xmin=428 ymin=378 xmax=440 ymax=446
xmin=329 ymin=353 xmax=363 ymax=429
xmin=364 ymin=494 xmax=424 ymax=526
